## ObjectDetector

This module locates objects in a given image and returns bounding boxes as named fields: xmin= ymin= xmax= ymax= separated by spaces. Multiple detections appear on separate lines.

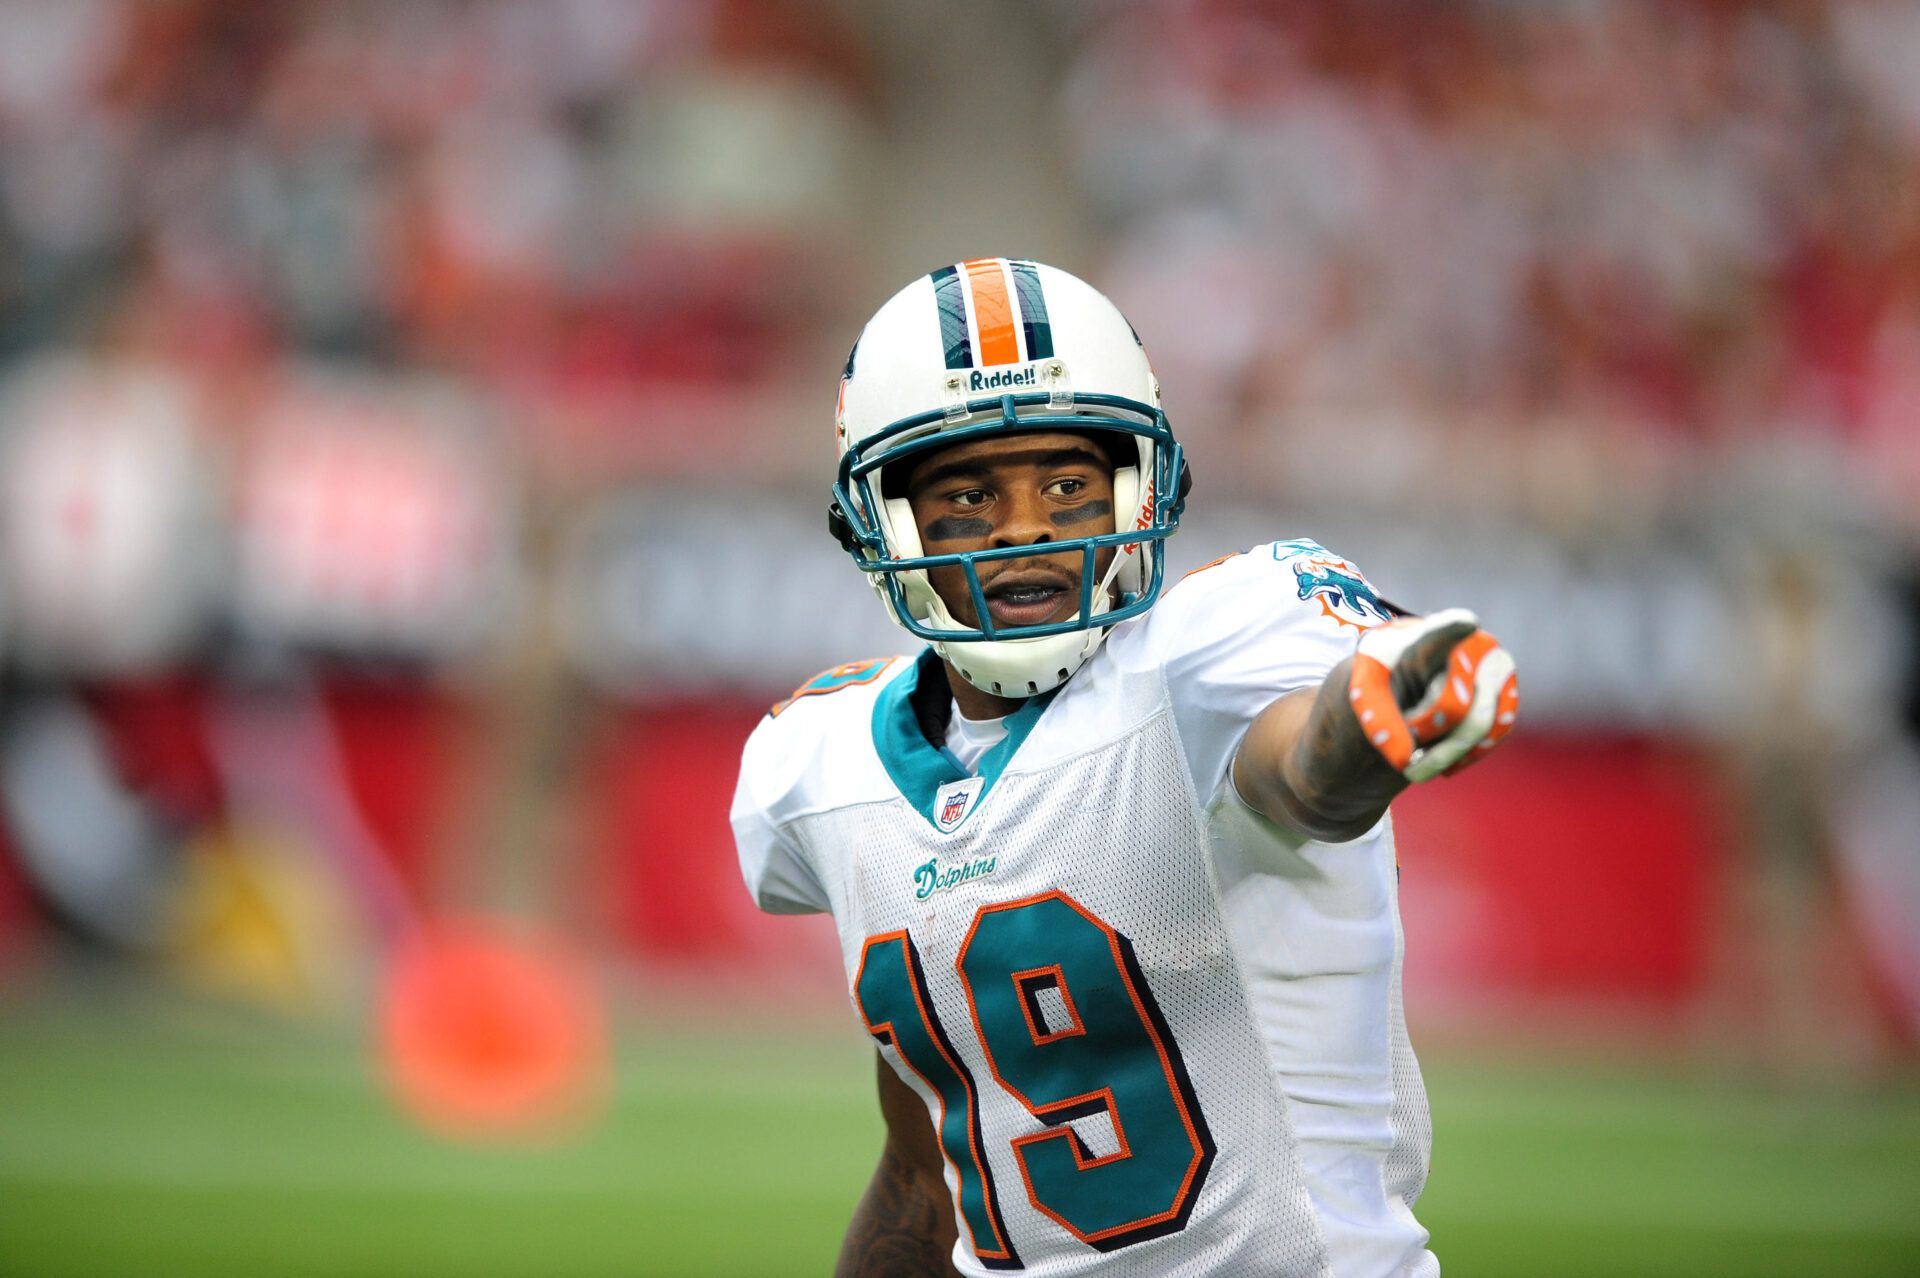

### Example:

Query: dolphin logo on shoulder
xmin=1275 ymin=542 xmax=1394 ymax=630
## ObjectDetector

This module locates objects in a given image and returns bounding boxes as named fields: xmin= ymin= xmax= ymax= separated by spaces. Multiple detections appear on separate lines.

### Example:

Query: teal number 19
xmin=854 ymin=929 xmax=1022 ymax=1269
xmin=854 ymin=891 xmax=1215 ymax=1267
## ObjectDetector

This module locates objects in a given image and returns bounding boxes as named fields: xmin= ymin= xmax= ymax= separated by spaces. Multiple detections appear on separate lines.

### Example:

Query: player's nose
xmin=991 ymin=485 xmax=1054 ymax=548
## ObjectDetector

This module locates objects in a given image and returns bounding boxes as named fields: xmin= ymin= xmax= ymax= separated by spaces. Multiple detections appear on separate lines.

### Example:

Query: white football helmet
xmin=828 ymin=258 xmax=1190 ymax=697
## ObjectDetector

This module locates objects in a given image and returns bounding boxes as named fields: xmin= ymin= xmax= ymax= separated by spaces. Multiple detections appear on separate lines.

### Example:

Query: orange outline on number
xmin=1010 ymin=964 xmax=1086 ymax=1046
xmin=853 ymin=931 xmax=1018 ymax=1266
xmin=954 ymin=890 xmax=1210 ymax=1248
xmin=1013 ymin=1085 xmax=1134 ymax=1173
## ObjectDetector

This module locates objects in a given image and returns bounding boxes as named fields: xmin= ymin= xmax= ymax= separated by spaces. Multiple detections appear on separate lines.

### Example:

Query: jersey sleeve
xmin=1154 ymin=540 xmax=1393 ymax=808
xmin=731 ymin=723 xmax=831 ymax=916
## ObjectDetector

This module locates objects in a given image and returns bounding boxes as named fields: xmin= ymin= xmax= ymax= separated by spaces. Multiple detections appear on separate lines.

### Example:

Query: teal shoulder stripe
xmin=872 ymin=649 xmax=1056 ymax=832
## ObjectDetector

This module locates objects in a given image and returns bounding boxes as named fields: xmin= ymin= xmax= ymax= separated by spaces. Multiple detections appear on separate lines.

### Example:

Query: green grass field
xmin=2 ymin=984 xmax=1916 ymax=1277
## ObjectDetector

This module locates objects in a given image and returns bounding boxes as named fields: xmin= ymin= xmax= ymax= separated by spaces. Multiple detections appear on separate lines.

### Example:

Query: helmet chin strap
xmin=935 ymin=627 xmax=1103 ymax=700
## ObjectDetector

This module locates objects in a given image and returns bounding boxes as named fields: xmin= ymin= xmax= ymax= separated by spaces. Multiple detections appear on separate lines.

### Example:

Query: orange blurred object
xmin=378 ymin=919 xmax=609 ymax=1141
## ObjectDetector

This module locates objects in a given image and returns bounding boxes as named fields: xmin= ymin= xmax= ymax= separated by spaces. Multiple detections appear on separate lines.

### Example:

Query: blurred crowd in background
xmin=0 ymin=0 xmax=1915 ymax=1076
xmin=8 ymin=0 xmax=1920 ymax=513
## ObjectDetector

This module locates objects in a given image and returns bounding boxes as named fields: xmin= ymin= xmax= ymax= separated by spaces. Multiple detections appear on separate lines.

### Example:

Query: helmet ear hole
xmin=827 ymin=501 xmax=860 ymax=554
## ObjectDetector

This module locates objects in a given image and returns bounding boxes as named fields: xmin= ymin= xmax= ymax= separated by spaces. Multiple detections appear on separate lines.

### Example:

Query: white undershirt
xmin=944 ymin=699 xmax=1009 ymax=773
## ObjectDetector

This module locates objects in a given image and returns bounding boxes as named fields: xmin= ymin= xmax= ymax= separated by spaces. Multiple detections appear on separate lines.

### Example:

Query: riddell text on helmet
xmin=966 ymin=365 xmax=1040 ymax=391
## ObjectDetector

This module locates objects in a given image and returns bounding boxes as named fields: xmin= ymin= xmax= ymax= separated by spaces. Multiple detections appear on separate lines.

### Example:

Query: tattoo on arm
xmin=1283 ymin=657 xmax=1404 ymax=831
xmin=837 ymin=1053 xmax=961 ymax=1278
xmin=1236 ymin=661 xmax=1405 ymax=841
xmin=835 ymin=1148 xmax=961 ymax=1278
xmin=1050 ymin=499 xmax=1112 ymax=526
xmin=1252 ymin=618 xmax=1473 ymax=838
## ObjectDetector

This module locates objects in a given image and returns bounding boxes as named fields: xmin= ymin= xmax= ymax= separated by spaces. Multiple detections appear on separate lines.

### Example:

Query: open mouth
xmin=981 ymin=571 xmax=1079 ymax=629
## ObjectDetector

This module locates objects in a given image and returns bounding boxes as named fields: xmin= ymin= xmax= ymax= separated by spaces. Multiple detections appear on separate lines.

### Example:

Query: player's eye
xmin=1047 ymin=477 xmax=1087 ymax=497
xmin=949 ymin=488 xmax=988 ymax=507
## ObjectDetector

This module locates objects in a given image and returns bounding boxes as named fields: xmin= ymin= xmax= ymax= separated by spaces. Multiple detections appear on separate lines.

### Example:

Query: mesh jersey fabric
xmin=732 ymin=540 xmax=1437 ymax=1277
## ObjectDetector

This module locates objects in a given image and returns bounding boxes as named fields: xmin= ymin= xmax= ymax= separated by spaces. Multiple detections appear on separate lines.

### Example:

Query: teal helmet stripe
xmin=1009 ymin=260 xmax=1054 ymax=361
xmin=930 ymin=264 xmax=973 ymax=369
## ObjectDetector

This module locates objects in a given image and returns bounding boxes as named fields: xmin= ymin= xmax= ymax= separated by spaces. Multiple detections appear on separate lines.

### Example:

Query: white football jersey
xmin=733 ymin=541 xmax=1437 ymax=1278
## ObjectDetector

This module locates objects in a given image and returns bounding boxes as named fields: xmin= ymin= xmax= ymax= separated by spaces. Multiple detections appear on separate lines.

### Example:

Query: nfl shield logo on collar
xmin=934 ymin=779 xmax=978 ymax=833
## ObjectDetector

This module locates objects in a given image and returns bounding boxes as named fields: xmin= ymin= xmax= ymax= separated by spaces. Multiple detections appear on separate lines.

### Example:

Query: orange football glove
xmin=1347 ymin=608 xmax=1519 ymax=782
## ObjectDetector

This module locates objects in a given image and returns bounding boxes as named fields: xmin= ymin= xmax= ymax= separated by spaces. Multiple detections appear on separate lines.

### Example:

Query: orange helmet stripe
xmin=963 ymin=258 xmax=1020 ymax=367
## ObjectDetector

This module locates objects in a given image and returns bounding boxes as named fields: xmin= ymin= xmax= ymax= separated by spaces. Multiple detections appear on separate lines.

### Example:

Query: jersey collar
xmin=871 ymin=648 xmax=1055 ymax=833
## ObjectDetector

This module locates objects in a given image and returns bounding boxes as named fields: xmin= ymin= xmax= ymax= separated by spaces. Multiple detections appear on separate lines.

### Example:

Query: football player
xmin=733 ymin=259 xmax=1518 ymax=1277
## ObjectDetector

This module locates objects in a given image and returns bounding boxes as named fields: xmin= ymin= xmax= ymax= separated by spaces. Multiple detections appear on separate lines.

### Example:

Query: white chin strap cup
xmin=930 ymin=548 xmax=1131 ymax=698
xmin=939 ymin=627 xmax=1100 ymax=698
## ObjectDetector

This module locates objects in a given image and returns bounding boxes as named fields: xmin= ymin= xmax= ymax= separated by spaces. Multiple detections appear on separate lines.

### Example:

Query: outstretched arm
xmin=1234 ymin=611 xmax=1518 ymax=841
xmin=835 ymin=1052 xmax=962 ymax=1278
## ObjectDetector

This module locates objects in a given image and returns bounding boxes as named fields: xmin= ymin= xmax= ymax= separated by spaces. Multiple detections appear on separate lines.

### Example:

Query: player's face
xmin=902 ymin=432 xmax=1118 ymax=632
